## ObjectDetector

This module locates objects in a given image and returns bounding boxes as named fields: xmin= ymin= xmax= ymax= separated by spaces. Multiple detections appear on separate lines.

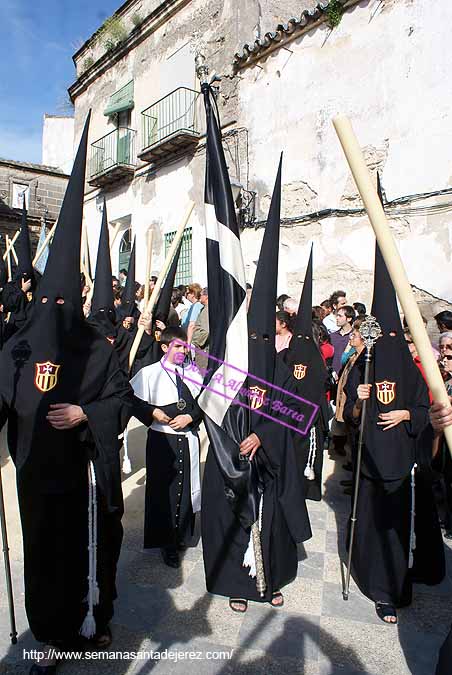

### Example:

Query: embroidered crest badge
xmin=35 ymin=361 xmax=61 ymax=393
xmin=249 ymin=385 xmax=267 ymax=410
xmin=293 ymin=363 xmax=307 ymax=380
xmin=376 ymin=380 xmax=396 ymax=405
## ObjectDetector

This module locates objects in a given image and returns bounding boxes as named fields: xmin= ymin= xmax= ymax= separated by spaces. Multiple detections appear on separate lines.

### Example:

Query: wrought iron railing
xmin=141 ymin=87 xmax=200 ymax=150
xmin=90 ymin=127 xmax=136 ymax=178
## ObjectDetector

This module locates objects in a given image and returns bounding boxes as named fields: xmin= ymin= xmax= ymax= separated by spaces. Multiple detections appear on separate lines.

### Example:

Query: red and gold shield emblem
xmin=376 ymin=380 xmax=396 ymax=405
xmin=249 ymin=385 xmax=267 ymax=410
xmin=35 ymin=361 xmax=60 ymax=393
xmin=294 ymin=363 xmax=307 ymax=380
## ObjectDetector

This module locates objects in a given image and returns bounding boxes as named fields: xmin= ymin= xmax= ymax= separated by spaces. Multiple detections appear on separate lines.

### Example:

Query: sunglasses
xmin=442 ymin=354 xmax=452 ymax=361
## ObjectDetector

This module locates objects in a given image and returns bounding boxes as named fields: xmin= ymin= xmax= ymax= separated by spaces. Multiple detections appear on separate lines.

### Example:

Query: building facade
xmin=68 ymin=0 xmax=452 ymax=316
xmin=0 ymin=159 xmax=69 ymax=259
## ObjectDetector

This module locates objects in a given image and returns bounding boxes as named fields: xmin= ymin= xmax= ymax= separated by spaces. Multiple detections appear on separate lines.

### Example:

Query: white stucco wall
xmin=42 ymin=115 xmax=74 ymax=174
xmin=237 ymin=0 xmax=452 ymax=305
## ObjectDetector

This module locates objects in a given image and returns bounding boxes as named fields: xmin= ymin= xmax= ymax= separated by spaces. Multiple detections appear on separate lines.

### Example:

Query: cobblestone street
xmin=0 ymin=421 xmax=451 ymax=674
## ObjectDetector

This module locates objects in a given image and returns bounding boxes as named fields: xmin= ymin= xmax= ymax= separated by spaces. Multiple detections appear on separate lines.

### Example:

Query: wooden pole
xmin=333 ymin=115 xmax=452 ymax=454
xmin=143 ymin=229 xmax=154 ymax=308
xmin=128 ymin=201 xmax=195 ymax=370
xmin=109 ymin=221 xmax=123 ymax=252
xmin=5 ymin=236 xmax=12 ymax=282
xmin=9 ymin=243 xmax=18 ymax=266
xmin=2 ymin=231 xmax=19 ymax=262
xmin=32 ymin=219 xmax=57 ymax=266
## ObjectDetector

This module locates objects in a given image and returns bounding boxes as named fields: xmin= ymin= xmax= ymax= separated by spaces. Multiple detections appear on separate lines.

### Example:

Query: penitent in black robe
xmin=131 ymin=359 xmax=202 ymax=549
xmin=202 ymin=361 xmax=312 ymax=602
xmin=344 ymin=355 xmax=444 ymax=607
xmin=0 ymin=320 xmax=132 ymax=643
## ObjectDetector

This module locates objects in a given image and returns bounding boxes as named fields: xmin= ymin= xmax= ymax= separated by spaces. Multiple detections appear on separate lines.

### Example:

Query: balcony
xmin=139 ymin=87 xmax=200 ymax=163
xmin=88 ymin=127 xmax=136 ymax=187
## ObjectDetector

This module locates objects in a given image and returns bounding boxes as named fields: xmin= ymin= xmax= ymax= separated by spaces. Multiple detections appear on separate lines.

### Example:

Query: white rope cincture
xmin=242 ymin=493 xmax=264 ymax=578
xmin=409 ymin=463 xmax=417 ymax=569
xmin=122 ymin=426 xmax=131 ymax=474
xmin=304 ymin=426 xmax=317 ymax=481
xmin=80 ymin=460 xmax=99 ymax=639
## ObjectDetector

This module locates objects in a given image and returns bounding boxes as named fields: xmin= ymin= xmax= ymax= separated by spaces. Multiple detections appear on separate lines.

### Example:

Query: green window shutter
xmin=117 ymin=131 xmax=131 ymax=164
xmin=164 ymin=228 xmax=192 ymax=285
xmin=104 ymin=81 xmax=134 ymax=117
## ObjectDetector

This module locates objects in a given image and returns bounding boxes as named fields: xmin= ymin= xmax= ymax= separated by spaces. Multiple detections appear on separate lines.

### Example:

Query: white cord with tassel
xmin=408 ymin=463 xmax=417 ymax=569
xmin=304 ymin=426 xmax=317 ymax=481
xmin=80 ymin=460 xmax=99 ymax=639
xmin=242 ymin=493 xmax=264 ymax=578
xmin=122 ymin=426 xmax=131 ymax=474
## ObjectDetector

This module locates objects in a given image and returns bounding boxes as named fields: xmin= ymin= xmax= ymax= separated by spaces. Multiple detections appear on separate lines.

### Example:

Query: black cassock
xmin=202 ymin=362 xmax=312 ymax=602
xmin=344 ymin=355 xmax=445 ymax=607
xmin=131 ymin=359 xmax=202 ymax=548
xmin=0 ymin=325 xmax=132 ymax=643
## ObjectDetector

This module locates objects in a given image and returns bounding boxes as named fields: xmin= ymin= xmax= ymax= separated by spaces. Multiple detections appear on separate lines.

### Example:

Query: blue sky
xmin=0 ymin=0 xmax=120 ymax=164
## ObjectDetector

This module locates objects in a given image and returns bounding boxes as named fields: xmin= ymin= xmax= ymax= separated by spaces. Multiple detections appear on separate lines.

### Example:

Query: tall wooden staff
xmin=128 ymin=201 xmax=195 ymax=370
xmin=5 ymin=236 xmax=12 ymax=282
xmin=343 ymin=315 xmax=381 ymax=601
xmin=32 ymin=220 xmax=57 ymax=267
xmin=2 ymin=231 xmax=19 ymax=262
xmin=143 ymin=229 xmax=154 ymax=308
xmin=333 ymin=115 xmax=452 ymax=456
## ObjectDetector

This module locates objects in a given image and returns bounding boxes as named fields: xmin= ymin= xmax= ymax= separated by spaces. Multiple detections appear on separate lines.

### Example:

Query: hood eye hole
xmin=41 ymin=297 xmax=48 ymax=304
xmin=55 ymin=297 xmax=65 ymax=305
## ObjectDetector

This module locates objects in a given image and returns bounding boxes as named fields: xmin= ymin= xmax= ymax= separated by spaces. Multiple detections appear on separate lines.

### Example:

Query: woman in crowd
xmin=275 ymin=310 xmax=293 ymax=352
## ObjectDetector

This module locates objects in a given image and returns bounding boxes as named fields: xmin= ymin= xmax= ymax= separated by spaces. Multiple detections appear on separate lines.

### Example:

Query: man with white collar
xmin=130 ymin=327 xmax=202 ymax=568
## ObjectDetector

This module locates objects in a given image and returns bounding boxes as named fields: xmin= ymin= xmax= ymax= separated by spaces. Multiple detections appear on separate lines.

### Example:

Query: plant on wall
xmin=325 ymin=0 xmax=344 ymax=29
xmin=97 ymin=15 xmax=128 ymax=51
xmin=131 ymin=12 xmax=143 ymax=28
xmin=80 ymin=55 xmax=95 ymax=74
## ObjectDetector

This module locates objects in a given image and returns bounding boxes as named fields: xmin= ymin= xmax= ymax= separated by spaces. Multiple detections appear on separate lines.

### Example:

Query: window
xmin=118 ymin=228 xmax=132 ymax=272
xmin=12 ymin=183 xmax=29 ymax=209
xmin=164 ymin=227 xmax=192 ymax=285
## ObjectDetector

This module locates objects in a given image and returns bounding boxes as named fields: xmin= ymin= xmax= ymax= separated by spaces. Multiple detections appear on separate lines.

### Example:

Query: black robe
xmin=0 ymin=320 xmax=132 ymax=643
xmin=131 ymin=364 xmax=202 ymax=549
xmin=202 ymin=362 xmax=312 ymax=602
xmin=344 ymin=356 xmax=444 ymax=606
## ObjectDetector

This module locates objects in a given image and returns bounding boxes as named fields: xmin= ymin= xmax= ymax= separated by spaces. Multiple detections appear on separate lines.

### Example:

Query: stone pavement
xmin=0 ymin=420 xmax=451 ymax=674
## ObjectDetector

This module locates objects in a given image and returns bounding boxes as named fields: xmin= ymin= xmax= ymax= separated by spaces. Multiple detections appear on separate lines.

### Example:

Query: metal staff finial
xmin=191 ymin=33 xmax=209 ymax=84
xmin=343 ymin=314 xmax=381 ymax=601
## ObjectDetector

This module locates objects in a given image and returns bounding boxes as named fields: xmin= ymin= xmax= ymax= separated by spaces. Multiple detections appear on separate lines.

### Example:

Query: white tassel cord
xmin=122 ymin=426 xmax=132 ymax=474
xmin=242 ymin=493 xmax=264 ymax=578
xmin=80 ymin=460 xmax=99 ymax=639
xmin=304 ymin=426 xmax=316 ymax=481
xmin=409 ymin=463 xmax=417 ymax=569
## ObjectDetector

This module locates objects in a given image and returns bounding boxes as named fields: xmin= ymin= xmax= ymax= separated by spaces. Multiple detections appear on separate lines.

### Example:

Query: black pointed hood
xmin=16 ymin=200 xmax=35 ymax=286
xmin=284 ymin=245 xmax=327 ymax=412
xmin=35 ymin=113 xmax=91 ymax=316
xmin=247 ymin=154 xmax=282 ymax=386
xmin=293 ymin=245 xmax=313 ymax=338
xmin=153 ymin=237 xmax=183 ymax=323
xmin=119 ymin=237 xmax=137 ymax=318
xmin=91 ymin=200 xmax=114 ymax=314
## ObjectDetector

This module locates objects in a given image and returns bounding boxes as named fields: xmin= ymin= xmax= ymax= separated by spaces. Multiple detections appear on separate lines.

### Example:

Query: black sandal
xmin=270 ymin=591 xmax=284 ymax=608
xmin=375 ymin=602 xmax=397 ymax=624
xmin=229 ymin=598 xmax=248 ymax=613
xmin=93 ymin=625 xmax=112 ymax=648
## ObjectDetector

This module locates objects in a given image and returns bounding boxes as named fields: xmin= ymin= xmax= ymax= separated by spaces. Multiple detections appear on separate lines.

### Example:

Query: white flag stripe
xmin=198 ymin=300 xmax=248 ymax=425
xmin=205 ymin=204 xmax=247 ymax=289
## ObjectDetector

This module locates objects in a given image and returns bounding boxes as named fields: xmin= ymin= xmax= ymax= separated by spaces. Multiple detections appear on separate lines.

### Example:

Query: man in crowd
xmin=191 ymin=287 xmax=209 ymax=370
xmin=323 ymin=290 xmax=347 ymax=333
xmin=330 ymin=305 xmax=355 ymax=376
xmin=435 ymin=311 xmax=452 ymax=334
